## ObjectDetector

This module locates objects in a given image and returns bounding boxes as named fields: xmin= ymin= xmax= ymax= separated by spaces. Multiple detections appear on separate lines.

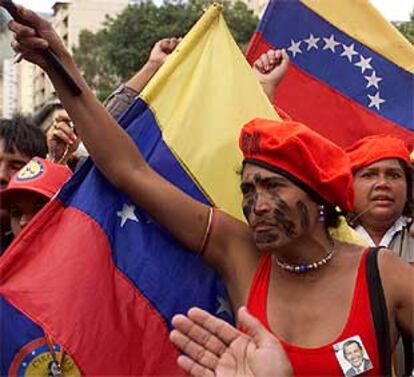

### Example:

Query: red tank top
xmin=246 ymin=249 xmax=381 ymax=376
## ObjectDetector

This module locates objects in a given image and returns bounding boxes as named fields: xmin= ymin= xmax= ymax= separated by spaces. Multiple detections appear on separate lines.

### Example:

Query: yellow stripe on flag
xmin=301 ymin=0 xmax=414 ymax=74
xmin=141 ymin=3 xmax=359 ymax=242
xmin=141 ymin=3 xmax=278 ymax=220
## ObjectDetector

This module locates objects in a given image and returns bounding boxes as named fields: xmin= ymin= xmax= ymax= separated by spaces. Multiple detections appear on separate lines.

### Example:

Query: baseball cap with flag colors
xmin=239 ymin=119 xmax=354 ymax=212
xmin=0 ymin=158 xmax=72 ymax=206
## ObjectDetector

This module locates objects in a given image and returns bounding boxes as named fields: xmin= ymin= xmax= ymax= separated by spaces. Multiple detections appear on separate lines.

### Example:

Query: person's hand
xmin=5 ymin=4 xmax=70 ymax=72
xmin=253 ymin=49 xmax=289 ymax=101
xmin=47 ymin=112 xmax=80 ymax=164
xmin=170 ymin=306 xmax=293 ymax=377
xmin=147 ymin=37 xmax=181 ymax=68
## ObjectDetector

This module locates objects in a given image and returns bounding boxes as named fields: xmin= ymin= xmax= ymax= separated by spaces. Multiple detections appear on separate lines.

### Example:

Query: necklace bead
xmin=275 ymin=249 xmax=335 ymax=274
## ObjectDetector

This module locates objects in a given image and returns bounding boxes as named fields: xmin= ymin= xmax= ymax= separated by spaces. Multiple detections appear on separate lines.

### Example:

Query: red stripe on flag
xmin=246 ymin=34 xmax=414 ymax=148
xmin=0 ymin=200 xmax=184 ymax=376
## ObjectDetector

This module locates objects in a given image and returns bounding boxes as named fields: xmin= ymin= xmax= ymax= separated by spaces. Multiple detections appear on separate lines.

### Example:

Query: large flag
xmin=0 ymin=4 xmax=278 ymax=376
xmin=246 ymin=0 xmax=414 ymax=148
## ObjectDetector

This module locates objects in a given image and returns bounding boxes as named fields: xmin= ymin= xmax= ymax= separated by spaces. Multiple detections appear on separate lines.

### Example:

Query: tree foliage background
xmin=395 ymin=8 xmax=414 ymax=44
xmin=73 ymin=0 xmax=258 ymax=100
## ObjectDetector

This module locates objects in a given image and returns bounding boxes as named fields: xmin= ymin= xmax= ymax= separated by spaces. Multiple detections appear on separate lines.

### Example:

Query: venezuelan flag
xmin=0 ymin=4 xmax=277 ymax=376
xmin=246 ymin=0 xmax=414 ymax=148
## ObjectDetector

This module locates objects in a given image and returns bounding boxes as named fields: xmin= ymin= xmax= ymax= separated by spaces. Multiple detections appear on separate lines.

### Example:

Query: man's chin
xmin=254 ymin=233 xmax=283 ymax=251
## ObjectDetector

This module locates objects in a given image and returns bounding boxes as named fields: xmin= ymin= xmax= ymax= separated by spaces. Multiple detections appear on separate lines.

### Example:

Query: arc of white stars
xmin=368 ymin=92 xmax=386 ymax=110
xmin=364 ymin=71 xmax=382 ymax=89
xmin=287 ymin=39 xmax=302 ymax=57
xmin=304 ymin=33 xmax=320 ymax=50
xmin=117 ymin=203 xmax=139 ymax=228
xmin=355 ymin=55 xmax=373 ymax=73
xmin=322 ymin=34 xmax=340 ymax=53
xmin=340 ymin=43 xmax=358 ymax=62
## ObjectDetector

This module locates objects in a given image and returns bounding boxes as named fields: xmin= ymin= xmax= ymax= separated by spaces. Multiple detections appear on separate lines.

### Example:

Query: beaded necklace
xmin=275 ymin=249 xmax=335 ymax=274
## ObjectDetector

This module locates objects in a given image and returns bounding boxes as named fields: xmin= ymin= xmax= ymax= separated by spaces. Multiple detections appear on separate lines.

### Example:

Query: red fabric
xmin=0 ymin=158 xmax=71 ymax=205
xmin=274 ymin=105 xmax=292 ymax=121
xmin=346 ymin=134 xmax=412 ymax=173
xmin=0 ymin=200 xmax=184 ymax=376
xmin=246 ymin=250 xmax=381 ymax=376
xmin=246 ymin=36 xmax=414 ymax=150
xmin=239 ymin=118 xmax=354 ymax=211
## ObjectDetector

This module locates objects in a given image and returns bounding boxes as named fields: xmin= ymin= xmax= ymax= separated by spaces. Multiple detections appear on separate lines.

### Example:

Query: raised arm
xmin=104 ymin=38 xmax=180 ymax=119
xmin=253 ymin=49 xmax=289 ymax=102
xmin=6 ymin=5 xmax=213 ymax=252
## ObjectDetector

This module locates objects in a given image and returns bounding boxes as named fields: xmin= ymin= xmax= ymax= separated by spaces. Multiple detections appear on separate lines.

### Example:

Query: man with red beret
xmin=8 ymin=7 xmax=414 ymax=377
xmin=0 ymin=157 xmax=72 ymax=239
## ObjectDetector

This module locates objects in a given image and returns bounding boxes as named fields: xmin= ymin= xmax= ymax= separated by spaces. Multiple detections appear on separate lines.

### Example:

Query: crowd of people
xmin=0 ymin=3 xmax=413 ymax=376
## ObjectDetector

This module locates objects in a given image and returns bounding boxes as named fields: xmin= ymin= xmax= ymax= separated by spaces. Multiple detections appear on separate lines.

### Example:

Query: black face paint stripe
xmin=297 ymin=200 xmax=310 ymax=230
xmin=242 ymin=193 xmax=257 ymax=220
xmin=272 ymin=208 xmax=297 ymax=238
xmin=255 ymin=233 xmax=279 ymax=245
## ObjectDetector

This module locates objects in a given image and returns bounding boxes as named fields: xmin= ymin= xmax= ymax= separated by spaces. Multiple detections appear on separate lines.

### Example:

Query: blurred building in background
xmin=2 ymin=58 xmax=17 ymax=119
xmin=33 ymin=0 xmax=128 ymax=130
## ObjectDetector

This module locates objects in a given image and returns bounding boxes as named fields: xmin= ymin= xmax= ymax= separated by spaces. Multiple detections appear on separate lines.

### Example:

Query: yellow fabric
xmin=141 ymin=3 xmax=359 ymax=245
xmin=330 ymin=217 xmax=368 ymax=246
xmin=301 ymin=0 xmax=414 ymax=74
xmin=141 ymin=3 xmax=278 ymax=220
xmin=410 ymin=151 xmax=414 ymax=163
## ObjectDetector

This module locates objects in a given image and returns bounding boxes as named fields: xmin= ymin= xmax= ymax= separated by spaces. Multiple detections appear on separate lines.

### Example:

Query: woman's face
xmin=241 ymin=164 xmax=319 ymax=251
xmin=353 ymin=158 xmax=407 ymax=229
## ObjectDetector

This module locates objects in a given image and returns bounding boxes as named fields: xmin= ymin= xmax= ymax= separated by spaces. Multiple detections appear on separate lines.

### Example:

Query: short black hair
xmin=0 ymin=115 xmax=47 ymax=158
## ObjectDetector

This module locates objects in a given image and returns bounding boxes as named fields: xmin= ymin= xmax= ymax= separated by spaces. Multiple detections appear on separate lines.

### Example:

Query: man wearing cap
xmin=9 ymin=9 xmax=414 ymax=376
xmin=0 ymin=116 xmax=47 ymax=252
xmin=346 ymin=135 xmax=414 ymax=263
xmin=0 ymin=157 xmax=71 ymax=239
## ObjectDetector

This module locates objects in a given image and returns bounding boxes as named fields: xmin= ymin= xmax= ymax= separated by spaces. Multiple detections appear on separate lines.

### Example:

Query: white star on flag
xmin=304 ymin=34 xmax=320 ymax=50
xmin=322 ymin=34 xmax=340 ymax=53
xmin=364 ymin=71 xmax=382 ymax=89
xmin=368 ymin=92 xmax=386 ymax=110
xmin=340 ymin=43 xmax=358 ymax=62
xmin=216 ymin=296 xmax=233 ymax=317
xmin=117 ymin=203 xmax=139 ymax=228
xmin=287 ymin=39 xmax=302 ymax=57
xmin=355 ymin=55 xmax=373 ymax=73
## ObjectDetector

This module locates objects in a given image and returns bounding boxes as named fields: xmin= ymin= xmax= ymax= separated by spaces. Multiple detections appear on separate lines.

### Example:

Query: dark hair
xmin=0 ymin=115 xmax=47 ymax=158
xmin=342 ymin=339 xmax=363 ymax=359
xmin=322 ymin=203 xmax=341 ymax=228
xmin=400 ymin=160 xmax=413 ymax=217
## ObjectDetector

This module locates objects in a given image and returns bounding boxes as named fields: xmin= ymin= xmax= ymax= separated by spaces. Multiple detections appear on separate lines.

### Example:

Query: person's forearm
xmin=103 ymin=61 xmax=161 ymax=119
xmin=126 ymin=61 xmax=160 ymax=92
xmin=260 ymin=82 xmax=276 ymax=102
xmin=47 ymin=55 xmax=146 ymax=190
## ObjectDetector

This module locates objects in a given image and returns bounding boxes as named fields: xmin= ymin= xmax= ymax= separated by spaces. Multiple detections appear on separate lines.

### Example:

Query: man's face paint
xmin=241 ymin=164 xmax=315 ymax=250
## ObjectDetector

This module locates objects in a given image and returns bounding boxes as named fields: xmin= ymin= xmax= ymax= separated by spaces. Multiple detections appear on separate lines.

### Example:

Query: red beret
xmin=239 ymin=119 xmax=354 ymax=212
xmin=346 ymin=134 xmax=411 ymax=173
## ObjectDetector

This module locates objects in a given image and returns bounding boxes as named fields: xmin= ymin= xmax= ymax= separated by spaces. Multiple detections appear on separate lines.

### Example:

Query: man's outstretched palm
xmin=170 ymin=307 xmax=293 ymax=377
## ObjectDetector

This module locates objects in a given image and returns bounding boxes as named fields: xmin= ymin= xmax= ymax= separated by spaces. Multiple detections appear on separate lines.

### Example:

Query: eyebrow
xmin=242 ymin=175 xmax=288 ymax=185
